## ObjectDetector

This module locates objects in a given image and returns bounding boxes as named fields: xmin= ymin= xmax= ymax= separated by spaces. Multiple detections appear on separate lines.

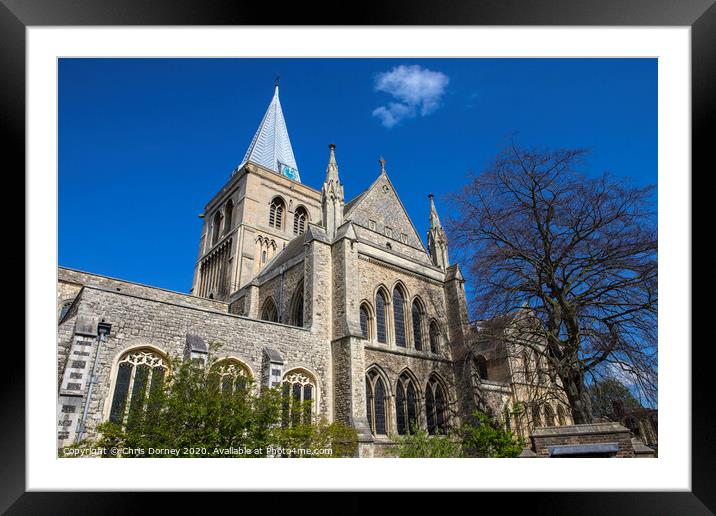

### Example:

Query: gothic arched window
xmin=261 ymin=298 xmax=278 ymax=323
xmin=58 ymin=300 xmax=72 ymax=322
xmin=522 ymin=352 xmax=531 ymax=382
xmin=366 ymin=369 xmax=388 ymax=435
xmin=281 ymin=369 xmax=317 ymax=427
xmin=531 ymin=403 xmax=542 ymax=428
xmin=212 ymin=210 xmax=223 ymax=246
xmin=293 ymin=206 xmax=308 ymax=235
xmin=209 ymin=358 xmax=251 ymax=395
xmin=544 ymin=404 xmax=556 ymax=427
xmin=109 ymin=348 xmax=168 ymax=428
xmin=359 ymin=303 xmax=372 ymax=340
xmin=426 ymin=376 xmax=448 ymax=435
xmin=269 ymin=197 xmax=285 ymax=230
xmin=429 ymin=322 xmax=441 ymax=354
xmin=393 ymin=287 xmax=407 ymax=347
xmin=396 ymin=373 xmax=419 ymax=435
xmin=535 ymin=354 xmax=549 ymax=384
xmin=411 ymin=300 xmax=423 ymax=351
xmin=557 ymin=405 xmax=567 ymax=426
xmin=224 ymin=199 xmax=234 ymax=235
xmin=503 ymin=405 xmax=512 ymax=431
xmin=375 ymin=290 xmax=388 ymax=344
xmin=291 ymin=284 xmax=304 ymax=327
xmin=474 ymin=355 xmax=489 ymax=381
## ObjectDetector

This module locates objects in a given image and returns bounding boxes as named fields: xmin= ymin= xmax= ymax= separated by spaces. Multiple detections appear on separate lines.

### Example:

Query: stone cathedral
xmin=57 ymin=84 xmax=577 ymax=457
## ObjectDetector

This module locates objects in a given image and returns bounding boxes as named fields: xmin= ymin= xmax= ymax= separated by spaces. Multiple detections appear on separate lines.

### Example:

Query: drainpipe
xmin=75 ymin=319 xmax=112 ymax=444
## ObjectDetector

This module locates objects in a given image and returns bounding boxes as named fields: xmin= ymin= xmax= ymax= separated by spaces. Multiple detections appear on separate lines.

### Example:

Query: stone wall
xmin=256 ymin=260 xmax=305 ymax=325
xmin=57 ymin=285 xmax=331 ymax=447
xmin=59 ymin=267 xmax=228 ymax=312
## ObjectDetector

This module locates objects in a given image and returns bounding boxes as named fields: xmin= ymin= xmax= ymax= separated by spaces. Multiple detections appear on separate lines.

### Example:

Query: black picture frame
xmin=5 ymin=0 xmax=711 ymax=512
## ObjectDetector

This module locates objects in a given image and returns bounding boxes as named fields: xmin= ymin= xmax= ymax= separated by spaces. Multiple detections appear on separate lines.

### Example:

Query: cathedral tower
xmin=191 ymin=84 xmax=322 ymax=300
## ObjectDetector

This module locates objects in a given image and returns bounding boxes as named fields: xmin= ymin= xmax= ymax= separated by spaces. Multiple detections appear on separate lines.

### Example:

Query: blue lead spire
xmin=239 ymin=82 xmax=300 ymax=182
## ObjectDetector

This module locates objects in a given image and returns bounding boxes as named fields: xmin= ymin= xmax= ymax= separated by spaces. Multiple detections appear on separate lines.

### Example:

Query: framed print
xmin=4 ymin=0 xmax=712 ymax=512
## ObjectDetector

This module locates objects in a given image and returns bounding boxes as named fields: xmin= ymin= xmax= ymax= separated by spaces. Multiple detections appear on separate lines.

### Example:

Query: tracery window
xmin=411 ymin=300 xmax=423 ymax=351
xmin=365 ymin=369 xmax=388 ymax=435
xmin=293 ymin=206 xmax=308 ymax=235
xmin=429 ymin=322 xmax=441 ymax=354
xmin=209 ymin=358 xmax=250 ymax=395
xmin=425 ymin=376 xmax=447 ymax=435
xmin=396 ymin=373 xmax=419 ymax=435
xmin=281 ymin=369 xmax=316 ymax=427
xmin=393 ymin=287 xmax=406 ymax=347
xmin=375 ymin=290 xmax=388 ymax=344
xmin=269 ymin=197 xmax=285 ymax=230
xmin=109 ymin=348 xmax=168 ymax=428
xmin=261 ymin=298 xmax=278 ymax=323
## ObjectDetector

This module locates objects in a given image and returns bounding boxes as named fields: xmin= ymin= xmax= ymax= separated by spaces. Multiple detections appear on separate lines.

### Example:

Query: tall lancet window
xmin=293 ymin=206 xmax=308 ymax=235
xmin=393 ymin=287 xmax=406 ymax=347
xmin=359 ymin=303 xmax=372 ymax=340
xmin=396 ymin=373 xmax=419 ymax=435
xmin=366 ymin=370 xmax=388 ymax=435
xmin=269 ymin=197 xmax=285 ymax=230
xmin=212 ymin=210 xmax=223 ymax=246
xmin=426 ymin=376 xmax=448 ymax=435
xmin=411 ymin=300 xmax=423 ymax=351
xmin=375 ymin=290 xmax=388 ymax=344
xmin=224 ymin=199 xmax=234 ymax=235
xmin=429 ymin=322 xmax=441 ymax=354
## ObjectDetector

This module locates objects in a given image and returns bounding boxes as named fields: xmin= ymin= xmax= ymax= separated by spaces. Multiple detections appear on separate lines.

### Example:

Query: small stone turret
xmin=321 ymin=144 xmax=344 ymax=241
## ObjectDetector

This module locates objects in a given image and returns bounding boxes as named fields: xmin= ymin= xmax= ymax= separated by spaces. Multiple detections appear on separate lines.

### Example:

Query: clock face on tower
xmin=278 ymin=161 xmax=300 ymax=182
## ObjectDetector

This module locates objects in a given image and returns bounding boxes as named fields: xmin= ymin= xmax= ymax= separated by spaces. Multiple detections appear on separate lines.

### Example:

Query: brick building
xmin=57 ymin=84 xmax=575 ymax=456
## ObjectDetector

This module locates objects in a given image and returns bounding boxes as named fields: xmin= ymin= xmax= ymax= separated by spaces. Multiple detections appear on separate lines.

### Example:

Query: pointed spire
xmin=321 ymin=144 xmax=344 ymax=241
xmin=428 ymin=193 xmax=442 ymax=229
xmin=427 ymin=193 xmax=449 ymax=270
xmin=326 ymin=143 xmax=339 ymax=183
xmin=239 ymin=82 xmax=300 ymax=182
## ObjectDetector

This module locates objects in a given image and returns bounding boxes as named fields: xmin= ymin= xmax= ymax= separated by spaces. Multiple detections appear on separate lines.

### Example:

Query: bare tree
xmin=447 ymin=144 xmax=657 ymax=424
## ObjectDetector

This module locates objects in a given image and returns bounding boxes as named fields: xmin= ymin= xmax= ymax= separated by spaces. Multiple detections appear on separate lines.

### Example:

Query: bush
xmin=63 ymin=352 xmax=357 ymax=458
xmin=394 ymin=411 xmax=524 ymax=458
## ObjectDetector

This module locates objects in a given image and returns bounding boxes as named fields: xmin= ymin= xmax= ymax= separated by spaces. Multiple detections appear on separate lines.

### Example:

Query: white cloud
xmin=372 ymin=65 xmax=449 ymax=128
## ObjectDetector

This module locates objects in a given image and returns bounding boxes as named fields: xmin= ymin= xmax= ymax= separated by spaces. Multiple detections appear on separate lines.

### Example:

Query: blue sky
xmin=59 ymin=58 xmax=657 ymax=293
